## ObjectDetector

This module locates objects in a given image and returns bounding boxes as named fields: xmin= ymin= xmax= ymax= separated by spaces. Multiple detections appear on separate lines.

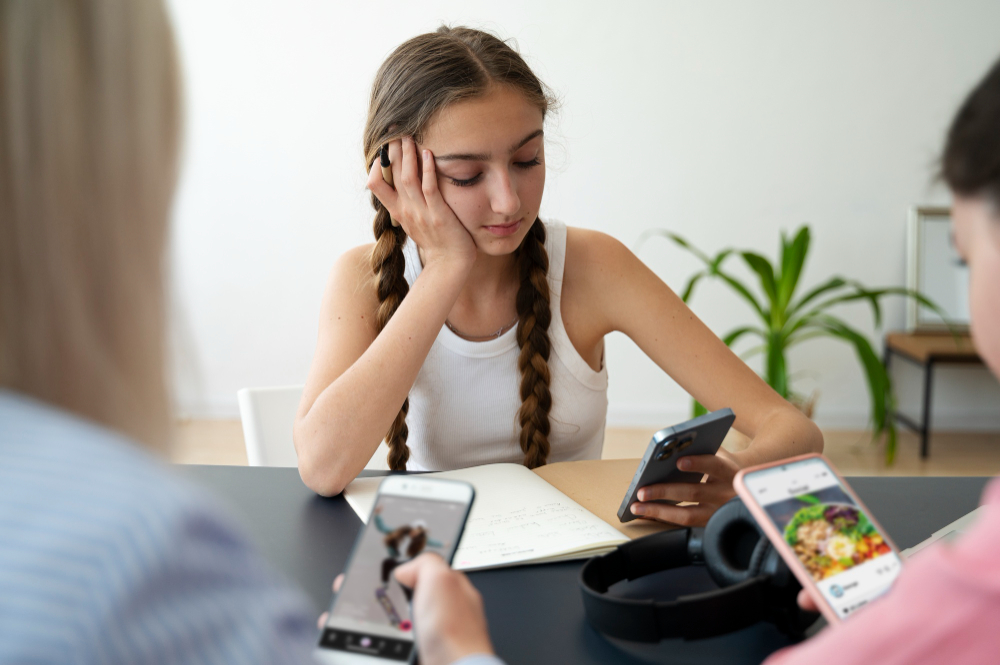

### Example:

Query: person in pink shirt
xmin=385 ymin=52 xmax=1000 ymax=665
xmin=762 ymin=53 xmax=1000 ymax=665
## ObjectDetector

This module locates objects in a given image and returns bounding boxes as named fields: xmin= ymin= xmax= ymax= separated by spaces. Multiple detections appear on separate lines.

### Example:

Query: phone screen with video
xmin=317 ymin=478 xmax=472 ymax=664
xmin=742 ymin=457 xmax=902 ymax=620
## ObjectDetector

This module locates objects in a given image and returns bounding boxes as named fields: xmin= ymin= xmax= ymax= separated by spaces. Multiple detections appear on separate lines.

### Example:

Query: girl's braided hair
xmin=362 ymin=26 xmax=557 ymax=470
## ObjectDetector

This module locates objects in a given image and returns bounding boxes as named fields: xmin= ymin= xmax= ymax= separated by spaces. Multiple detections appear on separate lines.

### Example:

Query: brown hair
xmin=942 ymin=55 xmax=1000 ymax=206
xmin=0 ymin=0 xmax=181 ymax=451
xmin=382 ymin=525 xmax=428 ymax=558
xmin=362 ymin=26 xmax=556 ymax=470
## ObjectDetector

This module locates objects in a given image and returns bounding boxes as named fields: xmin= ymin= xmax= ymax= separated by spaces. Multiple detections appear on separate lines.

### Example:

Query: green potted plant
xmin=639 ymin=226 xmax=942 ymax=464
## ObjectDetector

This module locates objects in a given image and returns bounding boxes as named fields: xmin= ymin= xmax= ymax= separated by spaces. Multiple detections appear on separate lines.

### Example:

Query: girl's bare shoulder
xmin=324 ymin=243 xmax=379 ymax=307
xmin=335 ymin=243 xmax=377 ymax=277
xmin=563 ymin=226 xmax=638 ymax=287
xmin=562 ymin=226 xmax=643 ymax=337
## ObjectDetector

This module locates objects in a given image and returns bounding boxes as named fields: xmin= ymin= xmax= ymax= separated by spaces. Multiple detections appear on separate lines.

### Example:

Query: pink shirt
xmin=766 ymin=477 xmax=1000 ymax=665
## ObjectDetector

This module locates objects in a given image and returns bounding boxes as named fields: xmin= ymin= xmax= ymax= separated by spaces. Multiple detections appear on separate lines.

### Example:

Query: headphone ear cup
xmin=702 ymin=498 xmax=768 ymax=587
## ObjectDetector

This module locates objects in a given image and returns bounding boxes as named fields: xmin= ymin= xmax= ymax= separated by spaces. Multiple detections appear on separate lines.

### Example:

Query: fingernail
xmin=631 ymin=504 xmax=643 ymax=515
xmin=679 ymin=458 xmax=691 ymax=470
xmin=423 ymin=150 xmax=430 ymax=160
xmin=637 ymin=490 xmax=646 ymax=501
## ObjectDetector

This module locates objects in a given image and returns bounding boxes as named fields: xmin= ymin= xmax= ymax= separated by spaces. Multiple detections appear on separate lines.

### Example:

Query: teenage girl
xmin=294 ymin=27 xmax=823 ymax=526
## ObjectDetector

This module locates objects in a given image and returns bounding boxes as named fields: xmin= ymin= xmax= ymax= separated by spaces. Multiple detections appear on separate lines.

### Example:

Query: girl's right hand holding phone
xmin=367 ymin=136 xmax=477 ymax=273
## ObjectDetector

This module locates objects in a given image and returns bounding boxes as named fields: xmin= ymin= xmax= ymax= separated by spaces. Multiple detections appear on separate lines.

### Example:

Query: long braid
xmin=515 ymin=220 xmax=553 ymax=469
xmin=370 ymin=198 xmax=411 ymax=470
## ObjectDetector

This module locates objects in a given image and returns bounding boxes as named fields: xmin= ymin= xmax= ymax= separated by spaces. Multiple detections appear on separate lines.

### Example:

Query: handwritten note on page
xmin=342 ymin=463 xmax=628 ymax=571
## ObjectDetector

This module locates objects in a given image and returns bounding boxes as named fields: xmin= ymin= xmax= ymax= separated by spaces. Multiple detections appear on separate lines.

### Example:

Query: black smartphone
xmin=617 ymin=408 xmax=736 ymax=522
xmin=315 ymin=476 xmax=475 ymax=664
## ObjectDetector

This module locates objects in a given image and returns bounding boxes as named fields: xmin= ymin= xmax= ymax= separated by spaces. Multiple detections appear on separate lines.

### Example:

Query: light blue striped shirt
xmin=0 ymin=390 xmax=318 ymax=664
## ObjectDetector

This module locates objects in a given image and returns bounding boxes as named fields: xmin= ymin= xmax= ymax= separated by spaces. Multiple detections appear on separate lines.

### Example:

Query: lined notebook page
xmin=342 ymin=463 xmax=628 ymax=571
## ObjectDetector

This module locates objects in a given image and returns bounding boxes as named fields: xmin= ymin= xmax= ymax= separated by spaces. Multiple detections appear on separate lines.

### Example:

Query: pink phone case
xmin=733 ymin=453 xmax=902 ymax=624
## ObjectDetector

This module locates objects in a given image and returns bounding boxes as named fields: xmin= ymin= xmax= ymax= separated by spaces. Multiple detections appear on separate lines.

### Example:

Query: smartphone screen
xmin=740 ymin=456 xmax=901 ymax=621
xmin=316 ymin=477 xmax=473 ymax=664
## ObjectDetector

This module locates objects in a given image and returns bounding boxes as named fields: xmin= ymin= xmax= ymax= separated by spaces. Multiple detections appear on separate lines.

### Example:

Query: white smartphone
xmin=315 ymin=476 xmax=475 ymax=664
xmin=733 ymin=454 xmax=903 ymax=624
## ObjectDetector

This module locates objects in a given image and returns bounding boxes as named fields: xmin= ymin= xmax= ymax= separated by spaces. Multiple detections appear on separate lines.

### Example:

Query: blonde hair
xmin=0 ymin=0 xmax=181 ymax=451
xmin=364 ymin=26 xmax=556 ymax=470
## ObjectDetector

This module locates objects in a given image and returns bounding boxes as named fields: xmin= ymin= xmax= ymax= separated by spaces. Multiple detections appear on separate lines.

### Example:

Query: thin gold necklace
xmin=444 ymin=316 xmax=519 ymax=341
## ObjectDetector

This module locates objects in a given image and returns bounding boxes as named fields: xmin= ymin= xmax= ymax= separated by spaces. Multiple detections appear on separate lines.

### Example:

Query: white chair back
xmin=237 ymin=385 xmax=389 ymax=470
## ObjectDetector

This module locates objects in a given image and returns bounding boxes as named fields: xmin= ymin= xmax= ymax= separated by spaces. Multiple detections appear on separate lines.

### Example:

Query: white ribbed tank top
xmin=400 ymin=220 xmax=608 ymax=471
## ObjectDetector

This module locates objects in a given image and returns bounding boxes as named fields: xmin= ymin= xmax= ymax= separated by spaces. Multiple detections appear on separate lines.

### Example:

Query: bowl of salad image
xmin=783 ymin=502 xmax=892 ymax=581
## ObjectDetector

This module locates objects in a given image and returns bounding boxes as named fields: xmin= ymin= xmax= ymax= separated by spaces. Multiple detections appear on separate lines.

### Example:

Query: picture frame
xmin=906 ymin=205 xmax=970 ymax=332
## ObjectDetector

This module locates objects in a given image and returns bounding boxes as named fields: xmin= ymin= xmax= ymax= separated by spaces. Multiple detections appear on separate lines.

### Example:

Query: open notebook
xmin=342 ymin=460 xmax=675 ymax=572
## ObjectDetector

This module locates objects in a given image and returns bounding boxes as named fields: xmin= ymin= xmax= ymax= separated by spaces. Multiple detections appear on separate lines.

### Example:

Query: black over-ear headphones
xmin=579 ymin=498 xmax=818 ymax=641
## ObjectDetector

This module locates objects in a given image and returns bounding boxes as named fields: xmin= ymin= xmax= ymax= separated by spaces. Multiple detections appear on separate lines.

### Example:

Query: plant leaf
xmin=692 ymin=400 xmax=709 ymax=418
xmin=739 ymin=345 xmax=767 ymax=361
xmin=714 ymin=268 xmax=769 ymax=322
xmin=635 ymin=229 xmax=714 ymax=265
xmin=785 ymin=330 xmax=829 ymax=346
xmin=741 ymin=251 xmax=778 ymax=309
xmin=803 ymin=315 xmax=892 ymax=440
xmin=722 ymin=326 xmax=767 ymax=347
xmin=801 ymin=284 xmax=950 ymax=332
xmin=806 ymin=283 xmax=885 ymax=328
xmin=635 ymin=229 xmax=766 ymax=322
xmin=765 ymin=331 xmax=788 ymax=398
xmin=680 ymin=272 xmax=705 ymax=303
xmin=709 ymin=249 xmax=734 ymax=273
xmin=787 ymin=276 xmax=848 ymax=318
xmin=777 ymin=226 xmax=811 ymax=310
xmin=884 ymin=420 xmax=898 ymax=466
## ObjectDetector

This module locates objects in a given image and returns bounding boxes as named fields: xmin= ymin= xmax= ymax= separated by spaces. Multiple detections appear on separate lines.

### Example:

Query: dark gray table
xmin=179 ymin=465 xmax=990 ymax=665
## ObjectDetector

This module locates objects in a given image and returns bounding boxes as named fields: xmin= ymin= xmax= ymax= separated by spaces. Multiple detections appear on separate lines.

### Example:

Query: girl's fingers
xmin=629 ymin=501 xmax=717 ymax=527
xmin=677 ymin=453 xmax=739 ymax=484
xmin=367 ymin=156 xmax=398 ymax=212
xmin=387 ymin=139 xmax=402 ymax=191
xmin=636 ymin=482 xmax=710 ymax=504
xmin=398 ymin=136 xmax=422 ymax=199
xmin=421 ymin=149 xmax=439 ymax=199
xmin=797 ymin=588 xmax=819 ymax=613
xmin=635 ymin=478 xmax=735 ymax=507
xmin=421 ymin=148 xmax=456 ymax=218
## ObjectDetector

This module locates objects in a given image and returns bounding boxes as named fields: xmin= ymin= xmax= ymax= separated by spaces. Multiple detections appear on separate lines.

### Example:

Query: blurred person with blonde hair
xmin=0 ymin=1 xmax=319 ymax=661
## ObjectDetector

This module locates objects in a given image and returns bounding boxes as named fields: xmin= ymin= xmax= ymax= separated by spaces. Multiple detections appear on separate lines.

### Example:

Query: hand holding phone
xmin=315 ymin=476 xmax=475 ymax=664
xmin=734 ymin=454 xmax=903 ymax=624
xmin=618 ymin=408 xmax=736 ymax=524
xmin=392 ymin=554 xmax=493 ymax=665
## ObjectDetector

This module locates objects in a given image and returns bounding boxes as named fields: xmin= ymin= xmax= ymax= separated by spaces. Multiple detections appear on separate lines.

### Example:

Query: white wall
xmin=166 ymin=0 xmax=1000 ymax=431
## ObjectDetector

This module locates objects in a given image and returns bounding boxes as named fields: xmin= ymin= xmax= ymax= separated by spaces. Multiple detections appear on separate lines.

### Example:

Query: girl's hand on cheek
xmin=628 ymin=451 xmax=741 ymax=527
xmin=367 ymin=137 xmax=477 ymax=272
